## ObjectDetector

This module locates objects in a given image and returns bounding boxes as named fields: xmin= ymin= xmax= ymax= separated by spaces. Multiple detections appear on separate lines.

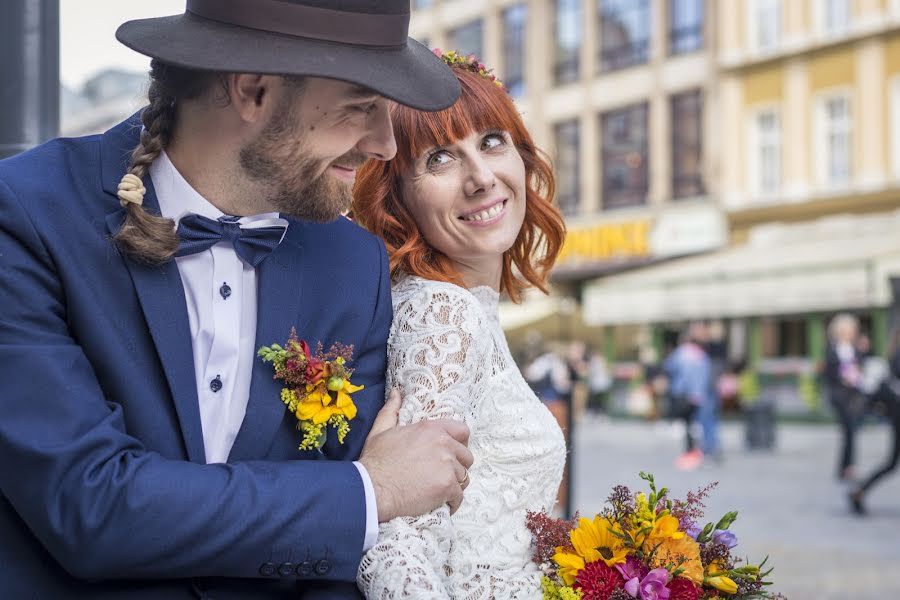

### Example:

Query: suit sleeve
xmin=0 ymin=179 xmax=366 ymax=582
xmin=322 ymin=235 xmax=391 ymax=461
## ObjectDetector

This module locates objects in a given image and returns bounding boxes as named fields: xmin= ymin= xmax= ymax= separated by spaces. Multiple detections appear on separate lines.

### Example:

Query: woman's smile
xmin=458 ymin=198 xmax=508 ymax=226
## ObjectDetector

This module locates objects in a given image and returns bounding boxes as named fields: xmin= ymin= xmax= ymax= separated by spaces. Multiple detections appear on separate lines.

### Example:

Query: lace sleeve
xmin=357 ymin=283 xmax=490 ymax=599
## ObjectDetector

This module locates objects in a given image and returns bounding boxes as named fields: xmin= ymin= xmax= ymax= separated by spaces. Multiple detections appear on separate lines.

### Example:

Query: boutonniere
xmin=257 ymin=329 xmax=364 ymax=452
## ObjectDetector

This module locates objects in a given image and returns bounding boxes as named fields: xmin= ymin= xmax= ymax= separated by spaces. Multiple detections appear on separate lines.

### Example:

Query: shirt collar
xmin=150 ymin=150 xmax=283 ymax=227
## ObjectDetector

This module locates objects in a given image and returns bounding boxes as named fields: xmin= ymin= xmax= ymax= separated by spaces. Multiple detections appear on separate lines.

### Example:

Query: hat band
xmin=187 ymin=0 xmax=409 ymax=47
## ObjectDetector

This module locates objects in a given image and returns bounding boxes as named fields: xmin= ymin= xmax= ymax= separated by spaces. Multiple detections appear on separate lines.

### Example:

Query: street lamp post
xmin=0 ymin=0 xmax=59 ymax=160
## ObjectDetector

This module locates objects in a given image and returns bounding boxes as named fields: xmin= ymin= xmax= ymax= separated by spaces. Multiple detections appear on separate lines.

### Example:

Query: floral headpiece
xmin=433 ymin=48 xmax=505 ymax=90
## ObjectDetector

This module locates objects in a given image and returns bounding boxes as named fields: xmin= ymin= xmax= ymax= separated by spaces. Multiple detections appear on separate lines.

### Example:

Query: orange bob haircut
xmin=352 ymin=66 xmax=566 ymax=304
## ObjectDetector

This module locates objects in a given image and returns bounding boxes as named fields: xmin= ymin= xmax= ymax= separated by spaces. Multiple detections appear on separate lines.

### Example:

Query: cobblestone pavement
xmin=571 ymin=416 xmax=900 ymax=599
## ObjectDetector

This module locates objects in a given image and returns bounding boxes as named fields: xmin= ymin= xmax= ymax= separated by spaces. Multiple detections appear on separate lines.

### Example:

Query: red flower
xmin=299 ymin=340 xmax=327 ymax=383
xmin=668 ymin=577 xmax=701 ymax=600
xmin=574 ymin=561 xmax=624 ymax=600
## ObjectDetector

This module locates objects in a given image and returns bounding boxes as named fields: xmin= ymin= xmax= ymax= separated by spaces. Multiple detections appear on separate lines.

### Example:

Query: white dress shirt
xmin=150 ymin=151 xmax=378 ymax=550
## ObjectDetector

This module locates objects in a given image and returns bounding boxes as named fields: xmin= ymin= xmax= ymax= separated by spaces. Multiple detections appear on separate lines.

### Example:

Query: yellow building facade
xmin=411 ymin=0 xmax=900 ymax=414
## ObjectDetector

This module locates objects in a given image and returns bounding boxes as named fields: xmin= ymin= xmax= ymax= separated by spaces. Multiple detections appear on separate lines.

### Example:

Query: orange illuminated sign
xmin=556 ymin=220 xmax=651 ymax=265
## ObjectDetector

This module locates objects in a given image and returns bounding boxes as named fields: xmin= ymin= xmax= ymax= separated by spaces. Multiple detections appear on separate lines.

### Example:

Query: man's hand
xmin=359 ymin=390 xmax=474 ymax=522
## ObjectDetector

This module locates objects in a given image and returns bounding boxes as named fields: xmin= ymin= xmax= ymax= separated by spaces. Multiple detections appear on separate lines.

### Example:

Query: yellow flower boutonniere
xmin=258 ymin=329 xmax=364 ymax=451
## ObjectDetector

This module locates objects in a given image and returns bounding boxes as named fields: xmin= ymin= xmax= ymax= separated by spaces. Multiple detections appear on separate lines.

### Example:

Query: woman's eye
xmin=353 ymin=103 xmax=376 ymax=114
xmin=426 ymin=151 xmax=451 ymax=168
xmin=482 ymin=133 xmax=506 ymax=150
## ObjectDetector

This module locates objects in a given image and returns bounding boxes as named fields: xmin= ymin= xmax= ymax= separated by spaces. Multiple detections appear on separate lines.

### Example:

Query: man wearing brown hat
xmin=0 ymin=1 xmax=473 ymax=598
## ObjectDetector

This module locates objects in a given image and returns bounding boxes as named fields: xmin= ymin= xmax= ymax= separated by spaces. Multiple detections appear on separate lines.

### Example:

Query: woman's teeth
xmin=461 ymin=202 xmax=504 ymax=222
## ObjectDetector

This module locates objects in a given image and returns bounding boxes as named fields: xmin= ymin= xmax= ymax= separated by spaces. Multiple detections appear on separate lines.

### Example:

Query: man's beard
xmin=239 ymin=105 xmax=364 ymax=223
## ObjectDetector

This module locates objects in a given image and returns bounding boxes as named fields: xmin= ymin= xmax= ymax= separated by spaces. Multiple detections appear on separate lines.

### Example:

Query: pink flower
xmin=624 ymin=568 xmax=670 ymax=600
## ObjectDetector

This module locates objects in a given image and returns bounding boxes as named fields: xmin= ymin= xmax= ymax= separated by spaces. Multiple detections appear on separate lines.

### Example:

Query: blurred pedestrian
xmin=702 ymin=320 xmax=727 ymax=461
xmin=824 ymin=313 xmax=864 ymax=481
xmin=664 ymin=323 xmax=711 ymax=470
xmin=585 ymin=346 xmax=612 ymax=414
xmin=849 ymin=333 xmax=900 ymax=515
xmin=524 ymin=343 xmax=572 ymax=510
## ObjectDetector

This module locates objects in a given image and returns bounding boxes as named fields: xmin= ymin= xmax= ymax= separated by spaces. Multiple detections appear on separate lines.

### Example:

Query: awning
xmin=582 ymin=211 xmax=900 ymax=325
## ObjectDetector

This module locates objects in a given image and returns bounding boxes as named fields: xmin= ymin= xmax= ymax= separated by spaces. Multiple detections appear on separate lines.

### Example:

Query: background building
xmin=413 ymin=0 xmax=900 ymax=415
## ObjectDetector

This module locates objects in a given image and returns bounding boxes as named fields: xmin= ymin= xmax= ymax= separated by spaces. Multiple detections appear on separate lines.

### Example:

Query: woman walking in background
xmin=849 ymin=331 xmax=900 ymax=514
xmin=824 ymin=313 xmax=864 ymax=481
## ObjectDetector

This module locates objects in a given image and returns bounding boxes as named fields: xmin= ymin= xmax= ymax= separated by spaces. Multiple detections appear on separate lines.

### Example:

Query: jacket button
xmin=259 ymin=561 xmax=276 ymax=576
xmin=296 ymin=561 xmax=314 ymax=576
xmin=278 ymin=562 xmax=295 ymax=577
xmin=314 ymin=559 xmax=331 ymax=576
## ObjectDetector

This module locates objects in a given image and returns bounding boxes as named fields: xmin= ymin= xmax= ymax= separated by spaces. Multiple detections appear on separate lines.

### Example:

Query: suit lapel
xmin=228 ymin=226 xmax=306 ymax=461
xmin=101 ymin=117 xmax=206 ymax=463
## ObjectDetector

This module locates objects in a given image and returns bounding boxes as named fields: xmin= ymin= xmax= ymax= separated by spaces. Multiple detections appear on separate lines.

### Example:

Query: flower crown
xmin=433 ymin=48 xmax=505 ymax=89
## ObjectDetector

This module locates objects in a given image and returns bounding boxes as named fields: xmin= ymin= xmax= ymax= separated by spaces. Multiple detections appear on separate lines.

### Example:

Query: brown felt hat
xmin=116 ymin=0 xmax=460 ymax=111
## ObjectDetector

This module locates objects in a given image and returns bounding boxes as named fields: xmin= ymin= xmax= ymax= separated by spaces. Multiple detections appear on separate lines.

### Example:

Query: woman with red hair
xmin=354 ymin=51 xmax=567 ymax=598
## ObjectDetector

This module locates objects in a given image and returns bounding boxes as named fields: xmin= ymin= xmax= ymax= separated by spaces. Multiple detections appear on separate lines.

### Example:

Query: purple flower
xmin=713 ymin=529 xmax=738 ymax=549
xmin=685 ymin=522 xmax=702 ymax=540
xmin=616 ymin=557 xmax=644 ymax=581
xmin=624 ymin=568 xmax=671 ymax=600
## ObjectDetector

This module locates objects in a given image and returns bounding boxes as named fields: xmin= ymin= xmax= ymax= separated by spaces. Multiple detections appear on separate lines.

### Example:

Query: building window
xmin=747 ymin=0 xmax=781 ymax=54
xmin=815 ymin=0 xmax=850 ymax=37
xmin=892 ymin=77 xmax=900 ymax=180
xmin=671 ymin=90 xmax=704 ymax=199
xmin=502 ymin=4 xmax=527 ymax=98
xmin=553 ymin=0 xmax=582 ymax=85
xmin=669 ymin=0 xmax=703 ymax=54
xmin=815 ymin=93 xmax=852 ymax=187
xmin=448 ymin=19 xmax=483 ymax=59
xmin=554 ymin=120 xmax=581 ymax=216
xmin=598 ymin=0 xmax=651 ymax=72
xmin=749 ymin=108 xmax=781 ymax=197
xmin=601 ymin=103 xmax=649 ymax=210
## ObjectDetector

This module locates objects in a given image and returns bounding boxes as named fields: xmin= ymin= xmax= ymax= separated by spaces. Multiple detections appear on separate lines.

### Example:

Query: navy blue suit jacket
xmin=0 ymin=116 xmax=391 ymax=598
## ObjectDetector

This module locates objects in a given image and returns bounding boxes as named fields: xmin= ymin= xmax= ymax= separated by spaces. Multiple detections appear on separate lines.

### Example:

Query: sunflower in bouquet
xmin=526 ymin=472 xmax=784 ymax=600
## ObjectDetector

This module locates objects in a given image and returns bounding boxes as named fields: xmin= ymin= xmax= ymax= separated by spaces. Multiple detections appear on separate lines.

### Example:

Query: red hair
xmin=352 ymin=67 xmax=566 ymax=303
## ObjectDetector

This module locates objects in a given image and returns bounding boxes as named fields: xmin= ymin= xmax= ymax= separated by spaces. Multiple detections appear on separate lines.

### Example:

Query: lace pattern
xmin=358 ymin=276 xmax=566 ymax=599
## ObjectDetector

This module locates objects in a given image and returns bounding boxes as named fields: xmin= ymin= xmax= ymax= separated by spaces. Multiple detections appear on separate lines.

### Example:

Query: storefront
xmin=580 ymin=210 xmax=900 ymax=415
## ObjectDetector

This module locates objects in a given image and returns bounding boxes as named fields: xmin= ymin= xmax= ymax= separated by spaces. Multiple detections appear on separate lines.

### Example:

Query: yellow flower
xmin=334 ymin=380 xmax=363 ymax=421
xmin=552 ymin=516 xmax=630 ymax=585
xmin=649 ymin=534 xmax=703 ymax=585
xmin=551 ymin=549 xmax=585 ymax=586
xmin=705 ymin=575 xmax=738 ymax=594
xmin=649 ymin=514 xmax=685 ymax=541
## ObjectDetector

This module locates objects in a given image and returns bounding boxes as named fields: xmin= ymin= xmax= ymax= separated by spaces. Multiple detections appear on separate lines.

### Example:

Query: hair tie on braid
xmin=117 ymin=173 xmax=146 ymax=207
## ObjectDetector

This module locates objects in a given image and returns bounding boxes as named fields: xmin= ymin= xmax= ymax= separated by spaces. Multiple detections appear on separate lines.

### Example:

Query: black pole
xmin=0 ymin=0 xmax=60 ymax=160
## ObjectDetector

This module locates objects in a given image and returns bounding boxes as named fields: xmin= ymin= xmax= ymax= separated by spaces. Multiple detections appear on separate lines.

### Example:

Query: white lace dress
xmin=357 ymin=275 xmax=567 ymax=599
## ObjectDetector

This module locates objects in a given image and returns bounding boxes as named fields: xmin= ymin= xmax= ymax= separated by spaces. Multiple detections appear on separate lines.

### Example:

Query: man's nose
xmin=358 ymin=103 xmax=397 ymax=161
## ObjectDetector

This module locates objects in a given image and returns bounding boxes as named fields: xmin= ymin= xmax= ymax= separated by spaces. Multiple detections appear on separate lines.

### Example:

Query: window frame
xmin=813 ymin=90 xmax=853 ymax=189
xmin=598 ymin=0 xmax=652 ymax=73
xmin=600 ymin=102 xmax=650 ymax=210
xmin=668 ymin=0 xmax=704 ymax=55
xmin=553 ymin=0 xmax=582 ymax=86
xmin=553 ymin=119 xmax=582 ymax=217
xmin=747 ymin=106 xmax=782 ymax=199
xmin=670 ymin=89 xmax=705 ymax=200
xmin=746 ymin=0 xmax=781 ymax=55
xmin=501 ymin=3 xmax=528 ymax=98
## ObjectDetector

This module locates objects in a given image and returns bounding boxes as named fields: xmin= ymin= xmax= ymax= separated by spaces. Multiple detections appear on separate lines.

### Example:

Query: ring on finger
xmin=459 ymin=469 xmax=469 ymax=486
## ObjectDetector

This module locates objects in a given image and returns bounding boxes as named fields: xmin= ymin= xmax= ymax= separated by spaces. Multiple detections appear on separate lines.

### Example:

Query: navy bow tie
xmin=175 ymin=214 xmax=287 ymax=267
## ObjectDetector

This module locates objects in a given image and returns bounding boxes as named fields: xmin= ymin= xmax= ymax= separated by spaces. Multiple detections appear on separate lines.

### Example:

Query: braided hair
xmin=113 ymin=59 xmax=224 ymax=264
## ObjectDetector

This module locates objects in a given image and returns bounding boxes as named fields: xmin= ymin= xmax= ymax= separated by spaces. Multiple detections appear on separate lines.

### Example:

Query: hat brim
xmin=116 ymin=12 xmax=459 ymax=112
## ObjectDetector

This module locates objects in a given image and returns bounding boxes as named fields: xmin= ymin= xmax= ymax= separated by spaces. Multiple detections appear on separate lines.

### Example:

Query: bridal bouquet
xmin=258 ymin=329 xmax=363 ymax=451
xmin=526 ymin=473 xmax=783 ymax=600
